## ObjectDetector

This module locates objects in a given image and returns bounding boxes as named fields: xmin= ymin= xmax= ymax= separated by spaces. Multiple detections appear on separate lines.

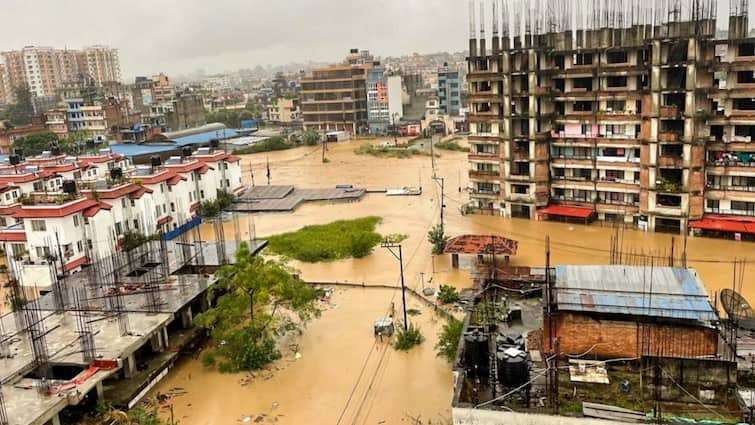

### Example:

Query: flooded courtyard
xmin=151 ymin=138 xmax=755 ymax=424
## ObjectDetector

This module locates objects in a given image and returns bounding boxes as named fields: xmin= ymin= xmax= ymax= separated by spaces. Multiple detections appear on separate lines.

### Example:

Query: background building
xmin=438 ymin=63 xmax=461 ymax=115
xmin=301 ymin=49 xmax=374 ymax=134
xmin=465 ymin=1 xmax=754 ymax=235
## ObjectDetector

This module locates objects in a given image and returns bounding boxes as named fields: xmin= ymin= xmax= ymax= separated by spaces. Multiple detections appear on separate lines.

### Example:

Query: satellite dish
xmin=720 ymin=288 xmax=755 ymax=330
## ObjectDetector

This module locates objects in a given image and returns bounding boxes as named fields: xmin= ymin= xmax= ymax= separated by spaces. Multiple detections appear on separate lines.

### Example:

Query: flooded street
xmin=152 ymin=138 xmax=755 ymax=424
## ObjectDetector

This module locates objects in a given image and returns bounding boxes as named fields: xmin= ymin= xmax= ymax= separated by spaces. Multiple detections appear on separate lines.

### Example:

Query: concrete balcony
xmin=705 ymin=207 xmax=755 ymax=217
xmin=657 ymin=156 xmax=684 ymax=168
xmin=505 ymin=193 xmax=535 ymax=203
xmin=470 ymin=189 xmax=501 ymax=198
xmin=469 ymin=170 xmax=501 ymax=181
xmin=507 ymin=173 xmax=533 ymax=182
xmin=468 ymin=151 xmax=499 ymax=161
xmin=660 ymin=105 xmax=683 ymax=118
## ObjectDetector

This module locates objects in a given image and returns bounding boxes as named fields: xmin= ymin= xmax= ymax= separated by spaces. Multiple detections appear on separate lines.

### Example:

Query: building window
xmin=133 ymin=219 xmax=139 ymax=229
xmin=115 ymin=222 xmax=123 ymax=235
xmin=73 ymin=215 xmax=79 ymax=227
xmin=36 ymin=246 xmax=50 ymax=258
xmin=200 ymin=190 xmax=205 ymax=199
xmin=31 ymin=220 xmax=46 ymax=231
xmin=77 ymin=240 xmax=83 ymax=253
xmin=170 ymin=202 xmax=175 ymax=212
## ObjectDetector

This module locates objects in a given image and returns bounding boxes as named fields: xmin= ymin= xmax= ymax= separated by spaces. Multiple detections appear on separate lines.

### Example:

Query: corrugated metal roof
xmin=554 ymin=265 xmax=717 ymax=321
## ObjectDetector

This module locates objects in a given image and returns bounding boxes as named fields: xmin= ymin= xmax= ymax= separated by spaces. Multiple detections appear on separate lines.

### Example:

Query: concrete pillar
xmin=150 ymin=331 xmax=164 ymax=353
xmin=124 ymin=353 xmax=137 ymax=378
xmin=180 ymin=308 xmax=193 ymax=329
xmin=96 ymin=381 xmax=104 ymax=400
xmin=162 ymin=326 xmax=169 ymax=349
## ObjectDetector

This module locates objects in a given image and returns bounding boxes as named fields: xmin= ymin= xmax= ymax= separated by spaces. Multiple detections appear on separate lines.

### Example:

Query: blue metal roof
xmin=110 ymin=143 xmax=176 ymax=157
xmin=173 ymin=128 xmax=238 ymax=146
xmin=553 ymin=265 xmax=717 ymax=322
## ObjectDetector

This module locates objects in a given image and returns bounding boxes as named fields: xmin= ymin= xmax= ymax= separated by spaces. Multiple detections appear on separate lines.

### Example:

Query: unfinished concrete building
xmin=467 ymin=0 xmax=755 ymax=235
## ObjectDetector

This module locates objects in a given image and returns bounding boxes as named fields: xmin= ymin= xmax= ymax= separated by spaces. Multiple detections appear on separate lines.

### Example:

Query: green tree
xmin=194 ymin=242 xmax=320 ymax=371
xmin=427 ymin=224 xmax=449 ymax=255
xmin=58 ymin=130 xmax=92 ymax=155
xmin=438 ymin=284 xmax=460 ymax=304
xmin=6 ymin=85 xmax=34 ymax=126
xmin=435 ymin=318 xmax=463 ymax=364
xmin=12 ymin=131 xmax=58 ymax=157
xmin=301 ymin=129 xmax=321 ymax=146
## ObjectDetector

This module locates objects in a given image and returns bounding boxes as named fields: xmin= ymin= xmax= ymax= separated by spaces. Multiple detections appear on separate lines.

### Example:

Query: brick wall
xmin=542 ymin=312 xmax=718 ymax=359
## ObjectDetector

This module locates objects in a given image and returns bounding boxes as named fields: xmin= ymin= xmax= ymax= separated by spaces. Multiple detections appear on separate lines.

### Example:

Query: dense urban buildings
xmin=437 ymin=63 xmax=461 ymax=115
xmin=0 ymin=45 xmax=120 ymax=102
xmin=301 ymin=49 xmax=375 ymax=134
xmin=466 ymin=0 xmax=755 ymax=234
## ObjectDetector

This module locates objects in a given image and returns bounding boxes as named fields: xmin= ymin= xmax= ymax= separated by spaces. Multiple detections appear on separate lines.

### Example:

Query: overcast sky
xmin=1 ymin=0 xmax=752 ymax=81
xmin=0 ymin=0 xmax=468 ymax=80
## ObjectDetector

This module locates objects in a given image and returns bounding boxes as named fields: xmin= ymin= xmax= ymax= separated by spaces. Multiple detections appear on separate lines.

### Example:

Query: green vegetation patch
xmin=354 ymin=143 xmax=428 ymax=159
xmin=434 ymin=138 xmax=469 ymax=152
xmin=266 ymin=217 xmax=384 ymax=262
xmin=393 ymin=322 xmax=425 ymax=351
xmin=233 ymin=136 xmax=294 ymax=155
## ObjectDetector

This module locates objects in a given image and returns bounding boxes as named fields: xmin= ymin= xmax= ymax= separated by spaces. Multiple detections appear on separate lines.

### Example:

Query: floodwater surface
xmin=151 ymin=138 xmax=755 ymax=424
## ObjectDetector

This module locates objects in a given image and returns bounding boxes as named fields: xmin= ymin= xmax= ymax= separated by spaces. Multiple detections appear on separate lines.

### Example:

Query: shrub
xmin=393 ymin=322 xmax=424 ymax=351
xmin=438 ymin=284 xmax=460 ymax=304
xmin=201 ymin=351 xmax=216 ymax=367
xmin=232 ymin=136 xmax=293 ymax=154
xmin=427 ymin=225 xmax=448 ymax=255
xmin=435 ymin=318 xmax=463 ymax=364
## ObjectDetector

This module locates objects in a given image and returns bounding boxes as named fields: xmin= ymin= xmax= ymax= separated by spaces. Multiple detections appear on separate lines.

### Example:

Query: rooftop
xmin=553 ymin=265 xmax=717 ymax=322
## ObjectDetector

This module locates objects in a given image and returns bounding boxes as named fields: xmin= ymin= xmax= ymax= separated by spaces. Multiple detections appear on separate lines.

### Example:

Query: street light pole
xmin=433 ymin=176 xmax=446 ymax=230
xmin=381 ymin=241 xmax=408 ymax=331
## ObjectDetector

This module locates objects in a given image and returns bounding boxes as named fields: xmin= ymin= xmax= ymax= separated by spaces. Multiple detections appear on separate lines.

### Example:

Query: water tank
xmin=50 ymin=145 xmax=61 ymax=156
xmin=182 ymin=147 xmax=193 ymax=157
xmin=210 ymin=139 xmax=220 ymax=148
xmin=463 ymin=330 xmax=489 ymax=376
xmin=496 ymin=333 xmax=524 ymax=351
xmin=86 ymin=140 xmax=95 ymax=149
xmin=150 ymin=156 xmax=162 ymax=167
xmin=110 ymin=167 xmax=123 ymax=180
xmin=13 ymin=148 xmax=23 ymax=158
xmin=62 ymin=180 xmax=77 ymax=194
xmin=496 ymin=349 xmax=529 ymax=387
xmin=9 ymin=155 xmax=20 ymax=166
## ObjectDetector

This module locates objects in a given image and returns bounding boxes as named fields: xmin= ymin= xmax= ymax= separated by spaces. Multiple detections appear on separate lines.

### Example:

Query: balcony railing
xmin=705 ymin=207 xmax=755 ymax=216
xmin=706 ymin=184 xmax=755 ymax=192
xmin=471 ymin=189 xmax=501 ymax=196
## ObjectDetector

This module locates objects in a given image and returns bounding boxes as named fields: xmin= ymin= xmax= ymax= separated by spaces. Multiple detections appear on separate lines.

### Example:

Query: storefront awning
xmin=688 ymin=216 xmax=755 ymax=234
xmin=536 ymin=205 xmax=594 ymax=219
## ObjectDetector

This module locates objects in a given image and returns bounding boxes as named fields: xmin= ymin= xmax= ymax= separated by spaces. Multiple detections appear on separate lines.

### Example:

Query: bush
xmin=232 ymin=136 xmax=293 ymax=154
xmin=435 ymin=318 xmax=463 ymax=364
xmin=201 ymin=351 xmax=216 ymax=367
xmin=354 ymin=143 xmax=425 ymax=159
xmin=434 ymin=139 xmax=469 ymax=152
xmin=199 ymin=189 xmax=235 ymax=217
xmin=266 ymin=217 xmax=383 ymax=262
xmin=393 ymin=322 xmax=424 ymax=351
xmin=427 ymin=224 xmax=448 ymax=255
xmin=438 ymin=284 xmax=460 ymax=304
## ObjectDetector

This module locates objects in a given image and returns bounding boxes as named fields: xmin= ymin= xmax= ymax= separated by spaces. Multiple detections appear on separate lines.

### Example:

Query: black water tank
xmin=496 ymin=350 xmax=529 ymax=387
xmin=182 ymin=147 xmax=193 ymax=157
xmin=86 ymin=139 xmax=95 ymax=149
xmin=210 ymin=139 xmax=220 ymax=148
xmin=151 ymin=156 xmax=162 ymax=167
xmin=50 ymin=145 xmax=61 ymax=156
xmin=62 ymin=180 xmax=77 ymax=194
xmin=13 ymin=148 xmax=23 ymax=158
xmin=110 ymin=167 xmax=123 ymax=180
xmin=9 ymin=155 xmax=20 ymax=166
xmin=463 ymin=331 xmax=489 ymax=376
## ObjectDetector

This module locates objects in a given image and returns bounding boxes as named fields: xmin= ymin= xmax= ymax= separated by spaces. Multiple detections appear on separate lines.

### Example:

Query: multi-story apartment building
xmin=0 ymin=64 xmax=7 ymax=104
xmin=301 ymin=50 xmax=375 ymax=134
xmin=366 ymin=67 xmax=404 ymax=134
xmin=44 ymin=109 xmax=68 ymax=137
xmin=64 ymin=98 xmax=107 ymax=137
xmin=438 ymin=63 xmax=461 ymax=115
xmin=267 ymin=98 xmax=300 ymax=124
xmin=466 ymin=1 xmax=753 ymax=235
xmin=0 ymin=46 xmax=120 ymax=101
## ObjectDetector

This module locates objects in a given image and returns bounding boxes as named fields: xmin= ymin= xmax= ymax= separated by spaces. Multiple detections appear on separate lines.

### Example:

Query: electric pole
xmin=433 ymin=176 xmax=446 ymax=230
xmin=381 ymin=241 xmax=408 ymax=331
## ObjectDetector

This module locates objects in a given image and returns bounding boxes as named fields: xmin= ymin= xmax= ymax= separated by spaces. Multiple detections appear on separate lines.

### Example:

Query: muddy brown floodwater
xmin=150 ymin=137 xmax=755 ymax=424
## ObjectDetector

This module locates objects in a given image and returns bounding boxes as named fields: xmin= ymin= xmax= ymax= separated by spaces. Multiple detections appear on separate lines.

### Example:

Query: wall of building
xmin=542 ymin=312 xmax=718 ymax=359
xmin=453 ymin=408 xmax=634 ymax=425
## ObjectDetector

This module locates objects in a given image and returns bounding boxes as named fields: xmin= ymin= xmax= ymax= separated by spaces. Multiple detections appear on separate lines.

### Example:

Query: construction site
xmin=0 ymin=216 xmax=265 ymax=425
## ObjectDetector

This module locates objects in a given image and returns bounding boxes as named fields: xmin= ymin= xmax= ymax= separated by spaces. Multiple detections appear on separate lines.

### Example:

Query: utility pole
xmin=433 ymin=176 xmax=446 ymax=230
xmin=381 ymin=241 xmax=408 ymax=331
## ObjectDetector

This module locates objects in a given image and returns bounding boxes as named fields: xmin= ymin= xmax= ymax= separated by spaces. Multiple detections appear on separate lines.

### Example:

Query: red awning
xmin=157 ymin=215 xmax=173 ymax=225
xmin=444 ymin=234 xmax=518 ymax=256
xmin=536 ymin=205 xmax=594 ymax=219
xmin=63 ymin=256 xmax=88 ymax=272
xmin=0 ymin=231 xmax=26 ymax=242
xmin=689 ymin=217 xmax=755 ymax=234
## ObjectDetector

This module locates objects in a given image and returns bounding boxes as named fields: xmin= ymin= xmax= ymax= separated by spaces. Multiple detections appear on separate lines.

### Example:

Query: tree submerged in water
xmin=195 ymin=242 xmax=321 ymax=372
xmin=427 ymin=224 xmax=448 ymax=255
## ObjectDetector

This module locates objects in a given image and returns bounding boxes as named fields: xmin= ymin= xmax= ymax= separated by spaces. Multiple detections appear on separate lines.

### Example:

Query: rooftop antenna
xmin=492 ymin=0 xmax=499 ymax=36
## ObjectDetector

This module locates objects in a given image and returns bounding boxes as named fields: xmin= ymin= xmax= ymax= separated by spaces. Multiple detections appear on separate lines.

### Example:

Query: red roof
xmin=13 ymin=198 xmax=100 ymax=219
xmin=26 ymin=155 xmax=66 ymax=164
xmin=0 ymin=230 xmax=27 ymax=242
xmin=536 ymin=205 xmax=594 ymax=219
xmin=444 ymin=234 xmax=519 ymax=255
xmin=63 ymin=255 xmax=88 ymax=272
xmin=131 ymin=171 xmax=176 ymax=185
xmin=0 ymin=204 xmax=21 ymax=216
xmin=226 ymin=155 xmax=241 ymax=163
xmin=689 ymin=216 xmax=755 ymax=234
xmin=163 ymin=160 xmax=207 ymax=173
xmin=82 ymin=183 xmax=142 ymax=200
xmin=129 ymin=186 xmax=153 ymax=200
xmin=39 ymin=163 xmax=77 ymax=173
xmin=167 ymin=175 xmax=186 ymax=186
xmin=0 ymin=173 xmax=39 ymax=184
xmin=189 ymin=201 xmax=201 ymax=212
xmin=83 ymin=202 xmax=112 ymax=218
xmin=197 ymin=164 xmax=211 ymax=175
xmin=157 ymin=215 xmax=173 ymax=225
